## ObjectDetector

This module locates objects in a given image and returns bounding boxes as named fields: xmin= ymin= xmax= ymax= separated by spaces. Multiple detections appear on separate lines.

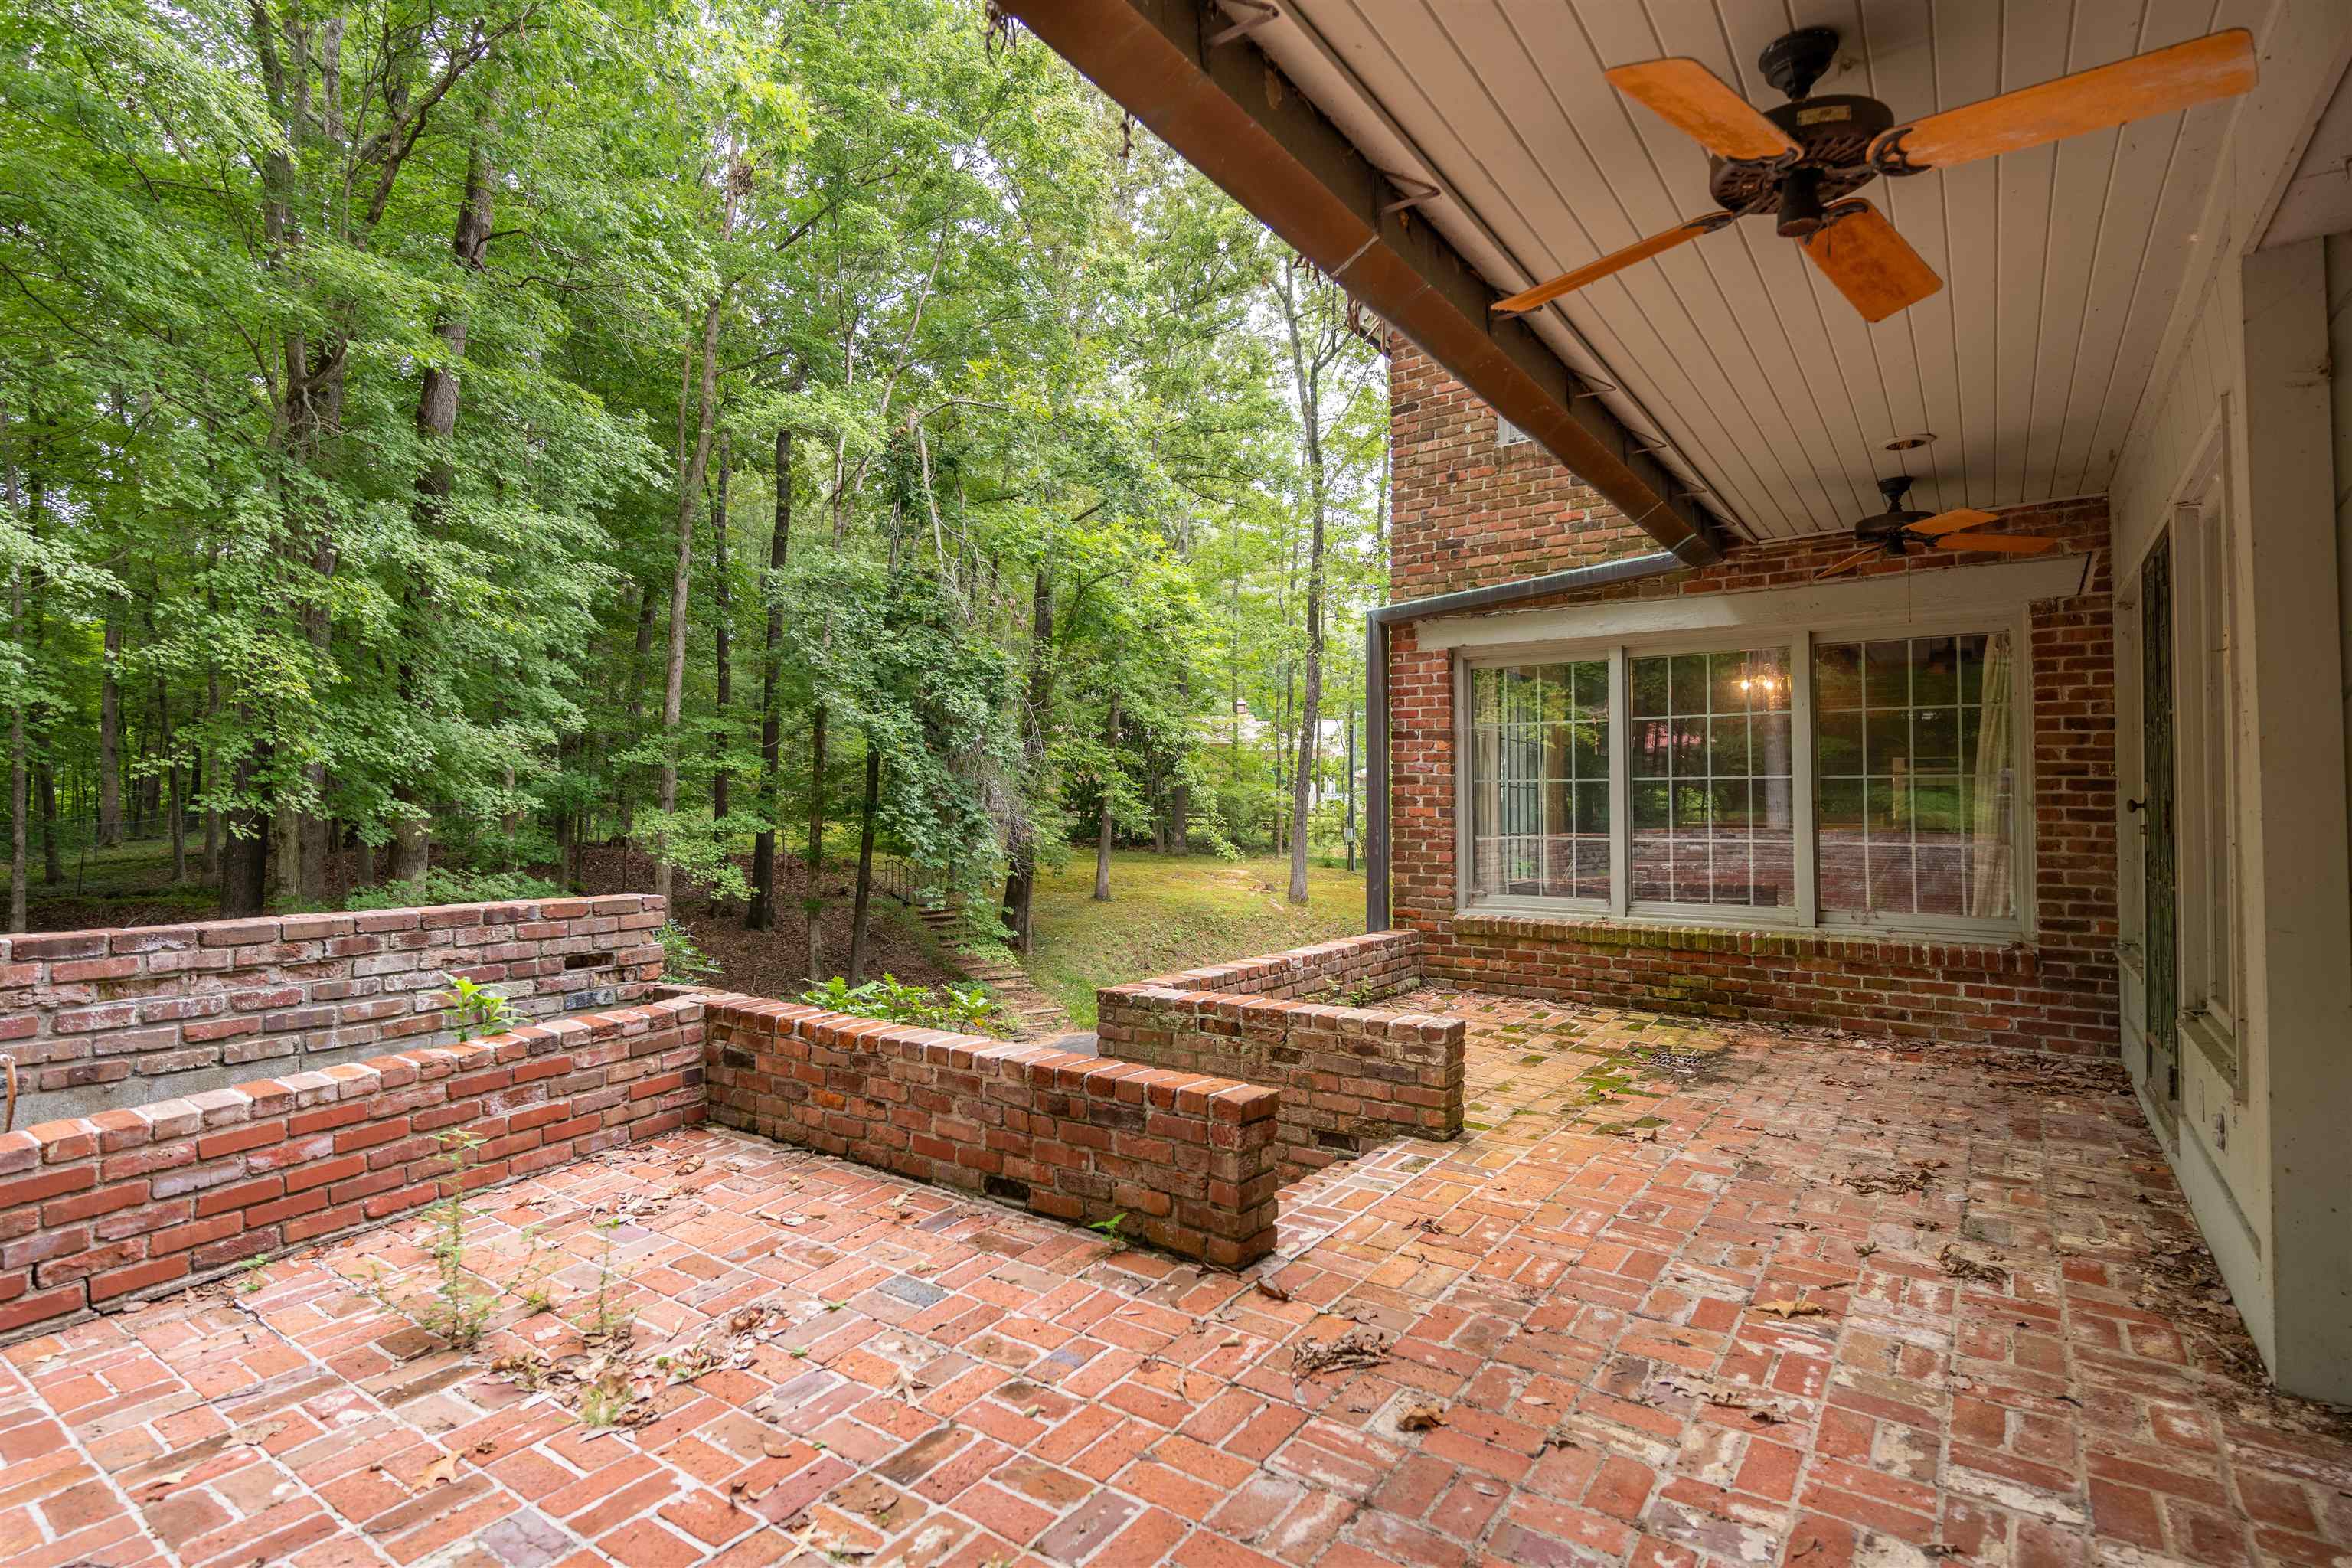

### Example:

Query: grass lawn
xmin=1024 ymin=849 xmax=1367 ymax=1027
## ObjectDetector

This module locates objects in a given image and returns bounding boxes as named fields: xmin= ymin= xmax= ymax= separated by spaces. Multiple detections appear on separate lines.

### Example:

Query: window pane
xmin=1815 ymin=632 xmax=2014 ymax=920
xmin=1469 ymin=659 xmax=1610 ymax=903
xmin=1628 ymin=647 xmax=1793 ymax=909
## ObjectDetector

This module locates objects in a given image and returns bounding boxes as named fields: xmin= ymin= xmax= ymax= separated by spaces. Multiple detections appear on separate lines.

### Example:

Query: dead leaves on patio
xmin=1937 ymin=1243 xmax=2009 ymax=1286
xmin=1289 ymin=1324 xmax=1390 ymax=1378
xmin=1845 ymin=1158 xmax=1945 ymax=1196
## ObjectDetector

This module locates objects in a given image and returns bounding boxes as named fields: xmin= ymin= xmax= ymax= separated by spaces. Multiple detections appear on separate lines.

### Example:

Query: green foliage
xmin=799 ymin=973 xmax=1008 ymax=1037
xmin=443 ymin=976 xmax=515 ymax=1044
xmin=654 ymin=920 xmax=721 ymax=985
xmin=347 ymin=871 xmax=566 ymax=912
xmin=1086 ymin=1210 xmax=1130 ymax=1249
xmin=0 ymin=0 xmax=1383 ymax=932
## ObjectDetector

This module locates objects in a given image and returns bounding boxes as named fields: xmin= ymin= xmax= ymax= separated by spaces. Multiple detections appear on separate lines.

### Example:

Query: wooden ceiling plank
xmin=1306 ymin=0 xmax=1791 ymax=537
xmin=2044 ymin=0 xmax=2213 ymax=499
xmin=1386 ymin=0 xmax=1818 ymax=534
xmin=1846 ymin=0 xmax=1966 ymax=520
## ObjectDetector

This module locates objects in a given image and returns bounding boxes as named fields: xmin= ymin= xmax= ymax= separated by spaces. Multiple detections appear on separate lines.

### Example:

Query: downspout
xmin=1364 ymin=549 xmax=1690 ymax=930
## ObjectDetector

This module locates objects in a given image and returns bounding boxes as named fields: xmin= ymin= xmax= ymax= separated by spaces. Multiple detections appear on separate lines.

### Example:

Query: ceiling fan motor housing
xmin=1709 ymin=95 xmax=1895 ymax=217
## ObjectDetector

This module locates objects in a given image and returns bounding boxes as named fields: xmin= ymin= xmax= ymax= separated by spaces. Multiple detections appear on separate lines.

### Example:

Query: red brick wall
xmin=0 ymin=995 xmax=705 ymax=1336
xmin=1390 ymin=339 xmax=1659 ymax=598
xmin=1094 ymin=933 xmax=1462 ymax=1178
xmin=1114 ymin=932 xmax=1423 ymax=1004
xmin=701 ymin=995 xmax=1281 ymax=1266
xmin=1386 ymin=348 xmax=2118 ymax=1055
xmin=1 ymin=896 xmax=668 ymax=1122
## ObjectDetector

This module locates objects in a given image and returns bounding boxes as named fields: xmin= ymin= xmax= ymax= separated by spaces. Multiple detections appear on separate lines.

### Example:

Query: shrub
xmin=798 ymin=974 xmax=1009 ymax=1037
xmin=655 ymin=920 xmax=722 ymax=985
xmin=347 ymin=868 xmax=565 ymax=911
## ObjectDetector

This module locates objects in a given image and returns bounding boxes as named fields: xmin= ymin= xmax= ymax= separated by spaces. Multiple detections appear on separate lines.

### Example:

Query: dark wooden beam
xmin=1000 ymin=0 xmax=1726 ymax=564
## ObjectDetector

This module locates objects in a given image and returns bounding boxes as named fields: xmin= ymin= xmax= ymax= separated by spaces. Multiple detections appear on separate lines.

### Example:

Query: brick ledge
xmin=1444 ymin=911 xmax=2038 ymax=975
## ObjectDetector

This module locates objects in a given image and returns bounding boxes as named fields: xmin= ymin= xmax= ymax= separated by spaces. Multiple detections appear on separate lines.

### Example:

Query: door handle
xmin=2126 ymin=799 xmax=2146 ymax=814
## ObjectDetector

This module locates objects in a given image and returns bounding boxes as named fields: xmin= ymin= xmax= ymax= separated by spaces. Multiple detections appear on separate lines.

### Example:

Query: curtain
xmin=1968 ymin=632 xmax=2015 ymax=920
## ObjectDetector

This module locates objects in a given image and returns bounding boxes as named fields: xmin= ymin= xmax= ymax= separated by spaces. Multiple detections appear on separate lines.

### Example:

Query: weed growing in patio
xmin=583 ymin=1216 xmax=635 ymax=1342
xmin=365 ymin=1130 xmax=497 ymax=1349
xmin=1085 ymin=1210 xmax=1130 ymax=1250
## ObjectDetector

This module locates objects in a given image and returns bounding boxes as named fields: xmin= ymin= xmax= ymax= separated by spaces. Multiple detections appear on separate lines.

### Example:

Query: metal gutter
xmin=1363 ymin=550 xmax=1687 ymax=930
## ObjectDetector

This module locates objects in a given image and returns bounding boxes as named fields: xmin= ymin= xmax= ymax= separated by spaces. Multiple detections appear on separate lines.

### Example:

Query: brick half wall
xmin=1096 ymin=933 xmax=1465 ymax=1178
xmin=0 ymin=995 xmax=705 ymax=1338
xmin=1 ymin=896 xmax=669 ymax=1123
xmin=701 ymin=995 xmax=1282 ymax=1266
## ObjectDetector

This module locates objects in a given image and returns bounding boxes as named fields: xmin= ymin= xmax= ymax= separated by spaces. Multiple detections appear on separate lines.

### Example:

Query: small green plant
xmin=239 ymin=1256 xmax=270 ymax=1294
xmin=1086 ymin=1211 xmax=1131 ymax=1250
xmin=654 ymin=920 xmax=722 ymax=985
xmin=583 ymin=1216 xmax=634 ymax=1342
xmin=577 ymin=1370 xmax=634 ymax=1428
xmin=508 ymin=1224 xmax=556 ymax=1315
xmin=444 ymin=976 xmax=515 ymax=1043
xmin=366 ymin=1131 xmax=496 ymax=1349
xmin=798 ymin=974 xmax=1008 ymax=1037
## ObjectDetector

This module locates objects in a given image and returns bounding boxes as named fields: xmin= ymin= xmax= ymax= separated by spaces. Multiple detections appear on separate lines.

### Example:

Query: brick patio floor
xmin=3 ymin=989 xmax=2347 ymax=1568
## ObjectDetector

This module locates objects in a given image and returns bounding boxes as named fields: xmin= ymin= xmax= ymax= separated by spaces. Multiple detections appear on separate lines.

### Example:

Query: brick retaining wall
xmin=0 ymin=896 xmax=668 ymax=1122
xmin=1095 ymin=933 xmax=1465 ymax=1178
xmin=0 ymin=995 xmax=705 ymax=1337
xmin=701 ymin=995 xmax=1281 ymax=1266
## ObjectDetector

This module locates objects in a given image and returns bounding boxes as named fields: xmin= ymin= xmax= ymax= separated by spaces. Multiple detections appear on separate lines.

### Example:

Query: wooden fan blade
xmin=1494 ymin=214 xmax=1733 ymax=315
xmin=1933 ymin=532 xmax=2060 ymax=555
xmin=1870 ymin=30 xmax=2255 ymax=175
xmin=1606 ymin=59 xmax=1798 ymax=162
xmin=1801 ymin=201 xmax=1943 ymax=322
xmin=1814 ymin=545 xmax=1885 ymax=581
xmin=1906 ymin=507 xmax=2001 ymax=537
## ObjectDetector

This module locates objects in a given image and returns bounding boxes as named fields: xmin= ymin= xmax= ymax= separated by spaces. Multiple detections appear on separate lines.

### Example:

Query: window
xmin=1462 ymin=625 xmax=2024 ymax=934
xmin=1627 ymin=649 xmax=1794 ymax=908
xmin=1468 ymin=663 xmax=1609 ymax=900
xmin=1814 ymin=634 xmax=2014 ymax=921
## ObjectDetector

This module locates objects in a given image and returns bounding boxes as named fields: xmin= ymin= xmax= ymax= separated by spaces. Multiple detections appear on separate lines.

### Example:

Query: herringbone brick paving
xmin=2 ymin=989 xmax=2344 ymax=1567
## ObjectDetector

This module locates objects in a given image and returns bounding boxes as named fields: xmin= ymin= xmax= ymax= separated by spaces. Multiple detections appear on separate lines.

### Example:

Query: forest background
xmin=0 ymin=0 xmax=1391 ymax=984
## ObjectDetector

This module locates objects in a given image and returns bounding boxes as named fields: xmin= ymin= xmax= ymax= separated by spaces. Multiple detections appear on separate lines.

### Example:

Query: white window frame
xmin=2171 ymin=474 xmax=2243 ymax=1065
xmin=1454 ymin=605 xmax=2036 ymax=942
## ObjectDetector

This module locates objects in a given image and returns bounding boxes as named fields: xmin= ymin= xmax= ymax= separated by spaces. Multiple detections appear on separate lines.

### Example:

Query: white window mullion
xmin=1793 ymin=629 xmax=1818 ymax=928
xmin=1609 ymin=645 xmax=1629 ymax=919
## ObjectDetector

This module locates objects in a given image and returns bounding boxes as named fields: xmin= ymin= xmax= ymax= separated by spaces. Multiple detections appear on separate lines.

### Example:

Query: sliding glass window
xmin=1462 ymin=626 xmax=2021 ymax=935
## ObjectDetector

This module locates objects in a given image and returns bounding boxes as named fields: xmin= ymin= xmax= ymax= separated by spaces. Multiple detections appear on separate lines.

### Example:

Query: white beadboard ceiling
xmin=1245 ymin=0 xmax=2268 ymax=541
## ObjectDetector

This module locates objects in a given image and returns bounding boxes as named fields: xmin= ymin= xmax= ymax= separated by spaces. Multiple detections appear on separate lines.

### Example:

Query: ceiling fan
xmin=1494 ymin=25 xmax=2256 ymax=324
xmin=1813 ymin=476 xmax=2060 ymax=580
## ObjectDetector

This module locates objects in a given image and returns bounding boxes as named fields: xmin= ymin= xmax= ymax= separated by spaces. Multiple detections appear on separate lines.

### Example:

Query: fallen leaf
xmin=1753 ymin=1298 xmax=1828 ymax=1320
xmin=422 ymin=1454 xmax=460 ymax=1488
xmin=1397 ymin=1400 xmax=1447 ymax=1432
xmin=1254 ymin=1279 xmax=1292 ymax=1303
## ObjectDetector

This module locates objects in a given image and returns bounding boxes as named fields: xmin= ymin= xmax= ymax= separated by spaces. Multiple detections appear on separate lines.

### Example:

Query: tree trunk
xmin=619 ymin=585 xmax=655 ymax=839
xmin=1276 ymin=267 xmax=1331 ymax=906
xmin=96 ymin=614 xmax=122 ymax=848
xmin=387 ymin=799 xmax=430 ymax=887
xmin=1093 ymin=695 xmax=1118 ymax=902
xmin=747 ymin=430 xmax=791 ymax=930
xmin=273 ymin=804 xmax=303 ymax=905
xmin=803 ymin=704 xmax=827 ymax=980
xmin=1000 ymin=567 xmax=1054 ymax=952
xmin=656 ymin=297 xmax=725 ymax=903
xmin=846 ymin=740 xmax=880 ymax=983
xmin=162 ymin=681 xmax=186 ymax=883
xmin=1344 ymin=704 xmax=1357 ymax=874
xmin=220 ymin=747 xmax=270 ymax=917
xmin=710 ymin=433 xmax=732 ymax=825
xmin=38 ymin=765 xmax=60 ymax=885
xmin=7 ymin=567 xmax=22 ymax=933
